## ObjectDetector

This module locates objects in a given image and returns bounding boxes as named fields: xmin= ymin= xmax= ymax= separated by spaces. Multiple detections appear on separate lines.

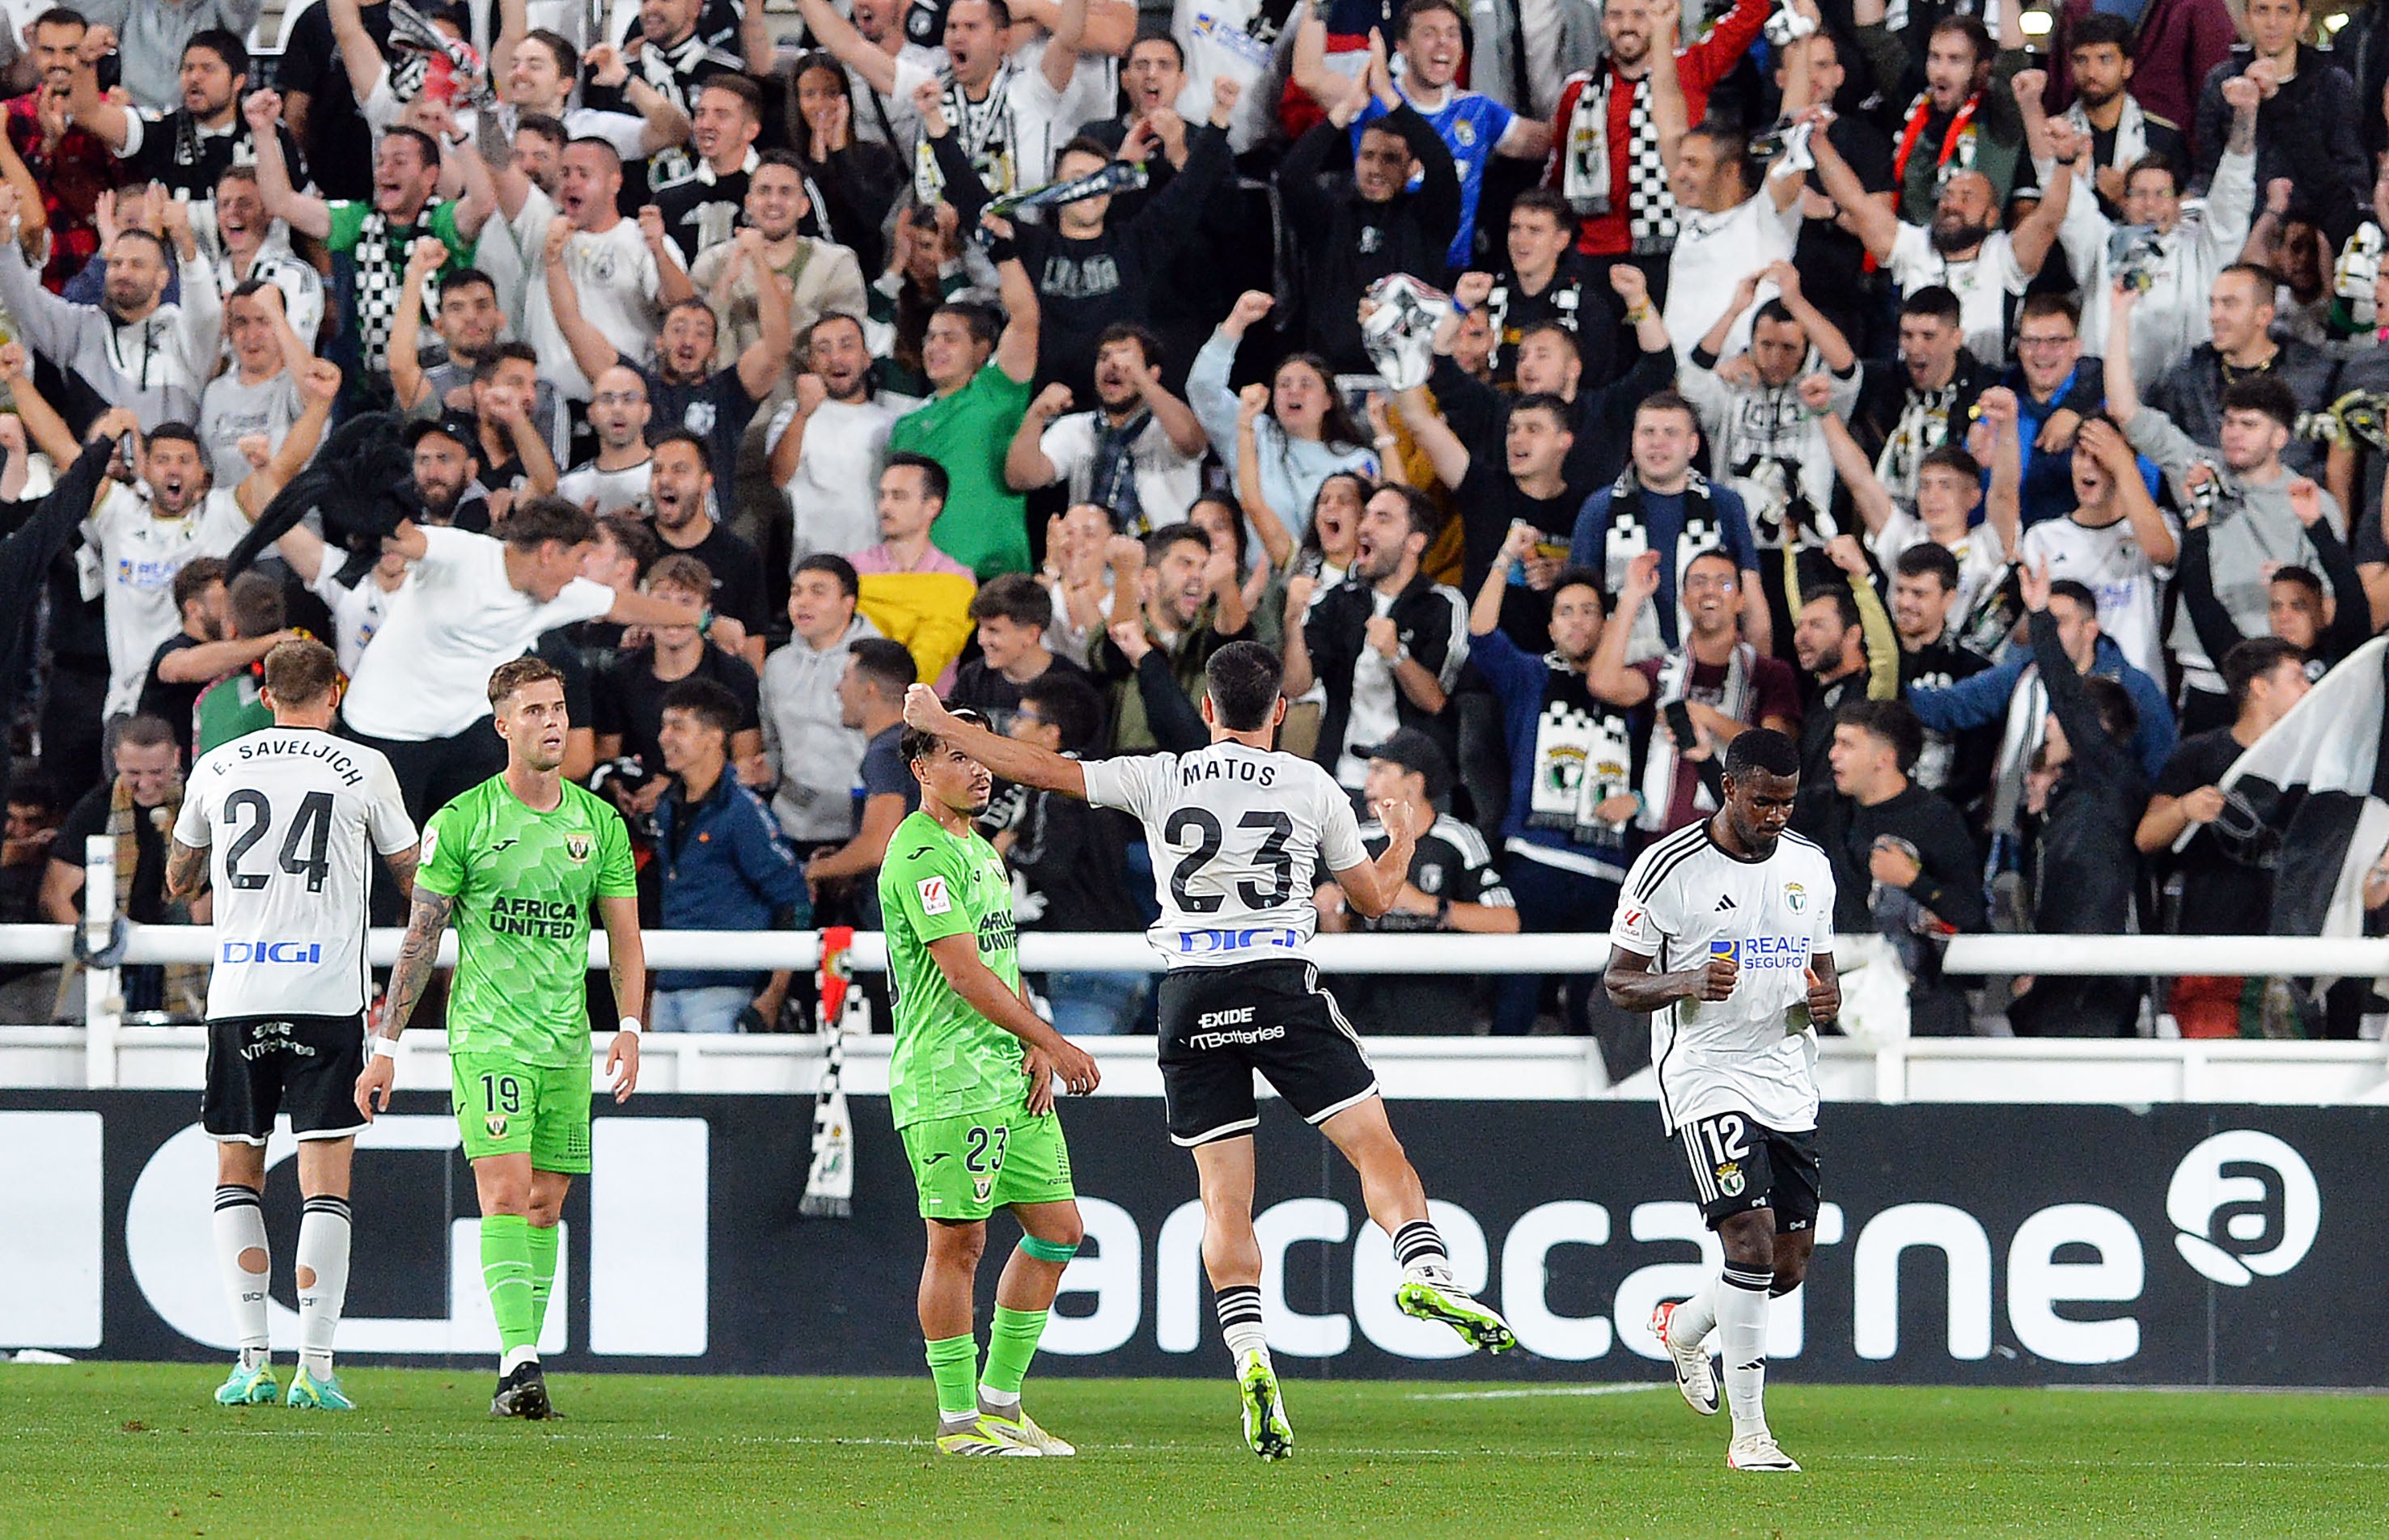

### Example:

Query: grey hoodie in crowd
xmin=2122 ymin=404 xmax=2329 ymax=694
xmin=759 ymin=613 xmax=882 ymax=843
xmin=0 ymin=236 xmax=222 ymax=429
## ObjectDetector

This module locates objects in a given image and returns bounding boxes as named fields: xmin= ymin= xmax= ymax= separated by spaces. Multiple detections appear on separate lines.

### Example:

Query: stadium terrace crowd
xmin=5 ymin=0 xmax=2389 ymax=1057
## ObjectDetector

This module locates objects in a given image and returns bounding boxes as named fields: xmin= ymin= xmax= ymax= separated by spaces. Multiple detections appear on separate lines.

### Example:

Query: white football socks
xmin=295 ymin=1194 xmax=353 ymax=1381
xmin=213 ymin=1184 xmax=271 ymax=1371
xmin=1717 ymin=1263 xmax=1774 ymax=1438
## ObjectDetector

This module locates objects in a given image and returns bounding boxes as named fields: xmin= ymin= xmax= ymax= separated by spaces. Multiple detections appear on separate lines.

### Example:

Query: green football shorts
xmin=451 ymin=1049 xmax=594 ymax=1174
xmin=899 ymin=1101 xmax=1075 ymax=1221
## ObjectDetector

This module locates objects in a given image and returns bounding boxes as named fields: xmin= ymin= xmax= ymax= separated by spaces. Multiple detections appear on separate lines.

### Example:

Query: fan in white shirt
xmin=769 ymin=314 xmax=919 ymax=565
xmin=1811 ymin=125 xmax=2073 ymax=366
xmin=1823 ymin=398 xmax=2013 ymax=629
xmin=557 ymin=365 xmax=658 ymax=518
xmin=1987 ymin=390 xmax=2179 ymax=683
xmin=1662 ymin=124 xmax=1807 ymax=369
xmin=86 ymin=362 xmax=338 ymax=721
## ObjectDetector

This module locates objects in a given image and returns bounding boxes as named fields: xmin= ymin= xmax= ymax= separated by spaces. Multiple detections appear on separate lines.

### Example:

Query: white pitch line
xmin=1405 ymin=1384 xmax=1670 ymax=1402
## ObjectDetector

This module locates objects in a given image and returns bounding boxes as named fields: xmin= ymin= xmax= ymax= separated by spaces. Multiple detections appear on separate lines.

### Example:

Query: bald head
xmin=588 ymin=362 xmax=651 ymax=448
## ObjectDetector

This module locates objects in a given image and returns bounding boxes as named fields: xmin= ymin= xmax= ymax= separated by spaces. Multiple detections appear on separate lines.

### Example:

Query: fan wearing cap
xmin=1315 ymin=727 xmax=1516 ymax=1031
xmin=400 ymin=412 xmax=498 ymax=532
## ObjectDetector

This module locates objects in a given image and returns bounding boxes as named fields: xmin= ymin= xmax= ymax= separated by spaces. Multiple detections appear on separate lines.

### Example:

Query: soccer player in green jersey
xmin=354 ymin=655 xmax=645 ymax=1420
xmin=880 ymin=707 xmax=1103 ymax=1456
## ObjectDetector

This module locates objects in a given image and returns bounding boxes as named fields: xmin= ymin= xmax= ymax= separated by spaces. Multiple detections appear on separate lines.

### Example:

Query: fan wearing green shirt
xmin=246 ymin=87 xmax=490 ymax=405
xmin=879 ymin=704 xmax=1102 ymax=1455
xmin=885 ymin=209 xmax=1041 ymax=582
xmin=353 ymin=654 xmax=644 ymax=1423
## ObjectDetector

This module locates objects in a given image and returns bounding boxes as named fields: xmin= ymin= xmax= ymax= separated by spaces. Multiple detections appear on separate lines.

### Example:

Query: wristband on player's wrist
xmin=370 ymin=1034 xmax=398 ymax=1060
xmin=619 ymin=1017 xmax=643 ymax=1036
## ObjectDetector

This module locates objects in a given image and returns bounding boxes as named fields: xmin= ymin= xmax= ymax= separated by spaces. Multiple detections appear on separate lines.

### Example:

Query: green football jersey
xmin=416 ymin=775 xmax=638 ymax=1067
xmin=879 ymin=810 xmax=1023 ymax=1129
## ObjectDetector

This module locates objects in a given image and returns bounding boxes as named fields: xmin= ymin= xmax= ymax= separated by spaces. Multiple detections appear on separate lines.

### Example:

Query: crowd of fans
xmin=0 ymin=0 xmax=2383 ymax=1062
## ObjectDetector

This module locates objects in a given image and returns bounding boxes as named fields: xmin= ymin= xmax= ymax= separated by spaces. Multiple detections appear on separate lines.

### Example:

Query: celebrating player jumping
xmin=879 ymin=706 xmax=1103 ymax=1456
xmin=1604 ymin=728 xmax=1840 ymax=1473
xmin=167 ymin=638 xmax=421 ymax=1413
xmin=354 ymin=655 xmax=645 ymax=1421
xmin=903 ymin=641 xmax=1514 ymax=1462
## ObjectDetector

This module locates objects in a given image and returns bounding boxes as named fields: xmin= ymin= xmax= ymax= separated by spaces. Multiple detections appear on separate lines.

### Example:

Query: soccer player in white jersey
xmin=1603 ymin=726 xmax=1840 ymax=1474
xmin=902 ymin=641 xmax=1515 ymax=1462
xmin=164 ymin=638 xmax=421 ymax=1413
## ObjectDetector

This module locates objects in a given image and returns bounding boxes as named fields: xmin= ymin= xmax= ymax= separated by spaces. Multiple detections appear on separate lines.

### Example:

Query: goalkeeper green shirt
xmin=879 ymin=810 xmax=1023 ymax=1129
xmin=416 ymin=775 xmax=638 ymax=1068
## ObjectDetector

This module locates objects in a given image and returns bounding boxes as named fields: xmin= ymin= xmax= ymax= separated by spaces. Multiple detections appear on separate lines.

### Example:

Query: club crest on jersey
xmin=565 ymin=832 xmax=592 ymax=863
xmin=1715 ymin=1160 xmax=1743 ymax=1196
xmin=972 ymin=1175 xmax=993 ymax=1203
xmin=485 ymin=1113 xmax=508 ymax=1140
xmin=1783 ymin=882 xmax=1807 ymax=913
xmin=917 ymin=876 xmax=952 ymax=916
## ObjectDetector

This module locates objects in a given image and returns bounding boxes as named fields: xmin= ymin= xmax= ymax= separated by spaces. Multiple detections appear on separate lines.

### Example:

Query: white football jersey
xmin=1083 ymin=742 xmax=1369 ymax=969
xmin=174 ymin=728 xmax=418 ymax=1020
xmin=1609 ymin=820 xmax=1837 ymax=1136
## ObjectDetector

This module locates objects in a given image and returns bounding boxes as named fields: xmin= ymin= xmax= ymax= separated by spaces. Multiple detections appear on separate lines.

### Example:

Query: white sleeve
xmin=1038 ymin=413 xmax=1095 ymax=484
xmin=1608 ymin=852 xmax=1669 ymax=954
xmin=577 ymin=108 xmax=652 ymax=162
xmin=1080 ymin=752 xmax=1170 ymax=815
xmin=170 ymin=789 xmax=209 ymax=846
xmin=363 ymin=753 xmax=420 ymax=855
xmin=413 ymin=522 xmax=480 ymax=573
xmin=1993 ymin=234 xmax=2031 ymax=296
xmin=539 ymin=575 xmax=621 ymax=628
xmin=892 ymin=56 xmax=938 ymax=102
xmin=1887 ymin=222 xmax=1929 ymax=287
xmin=1317 ymin=774 xmax=1369 ymax=872
xmin=1807 ymin=854 xmax=1838 ymax=952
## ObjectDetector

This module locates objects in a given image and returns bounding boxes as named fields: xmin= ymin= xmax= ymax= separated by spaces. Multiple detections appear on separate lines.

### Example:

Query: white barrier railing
xmin=32 ymin=840 xmax=2389 ymax=1097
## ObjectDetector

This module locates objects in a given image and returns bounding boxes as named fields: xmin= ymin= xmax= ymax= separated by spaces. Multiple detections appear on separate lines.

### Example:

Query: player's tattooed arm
xmin=379 ymin=887 xmax=458 ymax=1039
xmin=163 ymin=839 xmax=209 ymax=902
xmin=381 ymin=843 xmax=423 ymax=903
xmin=1603 ymin=945 xmax=1735 ymax=1013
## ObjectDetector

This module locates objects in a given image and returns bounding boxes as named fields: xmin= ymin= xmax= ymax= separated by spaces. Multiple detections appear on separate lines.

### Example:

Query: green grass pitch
xmin=4 ymin=1364 xmax=2384 ymax=1538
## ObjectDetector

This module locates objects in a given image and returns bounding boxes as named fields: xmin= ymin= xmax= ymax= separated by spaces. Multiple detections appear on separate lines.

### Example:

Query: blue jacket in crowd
xmin=653 ymin=769 xmax=810 ymax=992
xmin=1906 ymin=629 xmax=2178 ymax=781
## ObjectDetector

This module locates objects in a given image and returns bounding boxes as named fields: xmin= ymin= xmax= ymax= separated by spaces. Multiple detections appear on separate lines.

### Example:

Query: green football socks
xmin=926 ymin=1333 xmax=980 ymax=1421
xmin=480 ymin=1215 xmax=537 ymax=1358
xmin=526 ymin=1224 xmax=560 ymax=1341
xmin=981 ymin=1306 xmax=1049 ymax=1399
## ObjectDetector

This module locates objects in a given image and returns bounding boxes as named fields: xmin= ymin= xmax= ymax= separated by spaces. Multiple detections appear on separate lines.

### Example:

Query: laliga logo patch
xmin=2167 ymin=1130 xmax=2319 ymax=1287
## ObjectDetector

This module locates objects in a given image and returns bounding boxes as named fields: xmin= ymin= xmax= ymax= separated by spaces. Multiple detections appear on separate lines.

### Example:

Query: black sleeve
xmin=275 ymin=6 xmax=331 ymax=96
xmin=2191 ymin=65 xmax=2228 ymax=190
xmin=2175 ymin=523 xmax=2249 ymax=671
xmin=55 ymin=785 xmax=106 ymax=850
xmin=591 ymin=655 xmax=632 ymax=738
xmin=1122 ymin=124 xmax=1233 ymax=266
xmin=1303 ymin=590 xmax=1356 ymax=691
xmin=724 ymin=654 xmax=763 ymax=729
xmin=1903 ymin=799 xmax=1988 ymax=932
xmin=0 ymin=437 xmax=111 ymax=636
xmin=1387 ymin=103 xmax=1461 ymax=257
xmin=1276 ymin=119 xmax=1342 ymax=243
xmin=2054 ymin=358 xmax=2107 ymax=417
xmin=929 ymin=128 xmax=990 ymax=225
xmin=2030 ymin=609 xmax=2136 ymax=789
xmin=2310 ymin=512 xmax=2375 ymax=662
xmin=1429 ymin=351 xmax=1502 ymax=451
xmin=1132 ymin=650 xmax=1209 ymax=752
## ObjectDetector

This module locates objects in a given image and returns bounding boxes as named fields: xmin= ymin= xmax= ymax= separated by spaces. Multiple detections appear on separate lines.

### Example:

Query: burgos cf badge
xmin=1782 ymin=882 xmax=1807 ymax=914
xmin=565 ymin=832 xmax=592 ymax=863
xmin=1715 ymin=1160 xmax=1744 ymax=1196
xmin=485 ymin=1113 xmax=509 ymax=1140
